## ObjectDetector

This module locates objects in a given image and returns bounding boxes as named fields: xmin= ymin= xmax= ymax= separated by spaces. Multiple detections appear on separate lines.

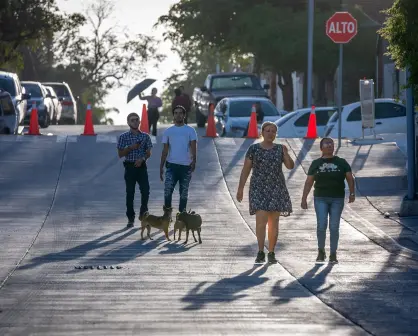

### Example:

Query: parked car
xmin=274 ymin=106 xmax=338 ymax=138
xmin=0 ymin=70 xmax=30 ymax=126
xmin=42 ymin=81 xmax=78 ymax=125
xmin=324 ymin=98 xmax=414 ymax=138
xmin=43 ymin=85 xmax=62 ymax=124
xmin=214 ymin=96 xmax=281 ymax=137
xmin=193 ymin=72 xmax=270 ymax=128
xmin=21 ymin=81 xmax=55 ymax=128
xmin=0 ymin=89 xmax=19 ymax=134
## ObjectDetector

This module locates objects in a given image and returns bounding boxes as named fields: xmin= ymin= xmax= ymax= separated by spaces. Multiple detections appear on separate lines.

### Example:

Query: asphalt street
xmin=0 ymin=123 xmax=417 ymax=335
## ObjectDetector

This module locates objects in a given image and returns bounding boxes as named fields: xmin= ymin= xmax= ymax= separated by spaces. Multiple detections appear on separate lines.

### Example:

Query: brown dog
xmin=174 ymin=210 xmax=202 ymax=244
xmin=140 ymin=206 xmax=173 ymax=241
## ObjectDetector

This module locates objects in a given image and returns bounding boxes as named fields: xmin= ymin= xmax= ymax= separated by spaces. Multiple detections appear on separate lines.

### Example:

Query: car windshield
xmin=211 ymin=75 xmax=262 ymax=91
xmin=228 ymin=100 xmax=279 ymax=117
xmin=0 ymin=78 xmax=16 ymax=96
xmin=22 ymin=84 xmax=42 ymax=97
xmin=47 ymin=84 xmax=70 ymax=96
xmin=275 ymin=111 xmax=298 ymax=126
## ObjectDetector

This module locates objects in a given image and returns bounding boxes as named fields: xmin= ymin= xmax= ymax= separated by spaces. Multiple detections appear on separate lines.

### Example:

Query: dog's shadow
xmin=158 ymin=240 xmax=199 ymax=254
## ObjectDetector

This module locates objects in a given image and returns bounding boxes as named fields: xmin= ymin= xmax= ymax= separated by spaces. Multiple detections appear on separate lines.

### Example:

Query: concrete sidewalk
xmin=283 ymin=138 xmax=418 ymax=253
xmin=0 ymin=135 xmax=367 ymax=335
xmin=215 ymin=137 xmax=418 ymax=336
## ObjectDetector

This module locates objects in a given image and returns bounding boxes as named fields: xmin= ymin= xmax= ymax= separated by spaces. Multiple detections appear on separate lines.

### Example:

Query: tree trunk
xmin=269 ymin=71 xmax=277 ymax=106
xmin=316 ymin=74 xmax=327 ymax=106
xmin=278 ymin=71 xmax=294 ymax=111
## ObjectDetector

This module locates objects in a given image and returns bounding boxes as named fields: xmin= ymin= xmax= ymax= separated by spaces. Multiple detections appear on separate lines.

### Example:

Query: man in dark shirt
xmin=172 ymin=86 xmax=192 ymax=124
xmin=117 ymin=112 xmax=153 ymax=228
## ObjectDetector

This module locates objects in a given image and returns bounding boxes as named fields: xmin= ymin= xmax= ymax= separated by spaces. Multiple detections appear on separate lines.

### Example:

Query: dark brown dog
xmin=174 ymin=210 xmax=202 ymax=244
xmin=140 ymin=206 xmax=173 ymax=241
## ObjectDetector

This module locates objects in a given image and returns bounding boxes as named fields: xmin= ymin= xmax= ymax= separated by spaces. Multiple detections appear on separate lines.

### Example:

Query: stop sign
xmin=326 ymin=12 xmax=358 ymax=43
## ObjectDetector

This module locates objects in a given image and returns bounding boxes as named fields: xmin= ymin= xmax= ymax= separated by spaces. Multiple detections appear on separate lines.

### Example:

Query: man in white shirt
xmin=160 ymin=105 xmax=197 ymax=213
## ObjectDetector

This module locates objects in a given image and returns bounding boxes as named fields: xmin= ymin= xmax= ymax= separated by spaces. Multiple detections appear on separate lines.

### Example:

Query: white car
xmin=274 ymin=107 xmax=338 ymax=138
xmin=324 ymin=98 xmax=414 ymax=138
xmin=214 ymin=96 xmax=282 ymax=137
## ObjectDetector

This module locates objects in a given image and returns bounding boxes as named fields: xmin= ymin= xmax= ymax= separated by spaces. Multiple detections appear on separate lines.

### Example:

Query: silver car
xmin=42 ymin=82 xmax=78 ymax=125
xmin=214 ymin=96 xmax=282 ymax=137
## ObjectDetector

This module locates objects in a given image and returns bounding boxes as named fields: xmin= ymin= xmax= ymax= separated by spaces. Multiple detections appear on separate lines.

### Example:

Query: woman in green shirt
xmin=301 ymin=137 xmax=355 ymax=263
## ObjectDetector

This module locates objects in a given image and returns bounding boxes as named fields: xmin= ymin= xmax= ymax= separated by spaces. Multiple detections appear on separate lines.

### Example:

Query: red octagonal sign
xmin=326 ymin=12 xmax=358 ymax=44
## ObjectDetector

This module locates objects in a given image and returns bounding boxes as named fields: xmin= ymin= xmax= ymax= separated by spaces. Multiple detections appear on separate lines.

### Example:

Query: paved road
xmin=0 ymin=125 xmax=417 ymax=335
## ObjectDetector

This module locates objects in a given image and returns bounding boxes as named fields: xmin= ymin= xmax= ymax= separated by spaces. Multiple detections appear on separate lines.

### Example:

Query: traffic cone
xmin=81 ymin=103 xmax=96 ymax=135
xmin=203 ymin=103 xmax=217 ymax=137
xmin=246 ymin=104 xmax=258 ymax=138
xmin=140 ymin=104 xmax=149 ymax=133
xmin=27 ymin=102 xmax=41 ymax=135
xmin=304 ymin=105 xmax=318 ymax=139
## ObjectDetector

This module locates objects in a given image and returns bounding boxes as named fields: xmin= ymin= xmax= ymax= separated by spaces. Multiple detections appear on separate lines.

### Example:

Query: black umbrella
xmin=127 ymin=78 xmax=156 ymax=103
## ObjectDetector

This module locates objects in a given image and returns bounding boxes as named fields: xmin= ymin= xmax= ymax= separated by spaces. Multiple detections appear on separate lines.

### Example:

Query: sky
xmin=56 ymin=0 xmax=182 ymax=125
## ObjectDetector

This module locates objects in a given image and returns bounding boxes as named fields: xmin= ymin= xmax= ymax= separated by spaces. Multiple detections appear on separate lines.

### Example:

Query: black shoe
xmin=329 ymin=252 xmax=338 ymax=263
xmin=126 ymin=219 xmax=134 ymax=228
xmin=267 ymin=252 xmax=278 ymax=264
xmin=316 ymin=248 xmax=326 ymax=262
xmin=255 ymin=251 xmax=265 ymax=263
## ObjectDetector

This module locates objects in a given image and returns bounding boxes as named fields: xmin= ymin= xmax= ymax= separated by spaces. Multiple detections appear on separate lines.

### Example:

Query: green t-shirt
xmin=307 ymin=156 xmax=352 ymax=198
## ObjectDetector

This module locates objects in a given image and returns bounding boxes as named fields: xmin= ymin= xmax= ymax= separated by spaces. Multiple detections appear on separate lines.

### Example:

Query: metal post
xmin=406 ymin=67 xmax=416 ymax=199
xmin=337 ymin=44 xmax=343 ymax=147
xmin=307 ymin=0 xmax=314 ymax=107
xmin=216 ymin=51 xmax=220 ymax=73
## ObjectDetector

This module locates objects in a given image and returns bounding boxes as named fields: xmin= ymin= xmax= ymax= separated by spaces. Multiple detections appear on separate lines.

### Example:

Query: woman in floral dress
xmin=236 ymin=121 xmax=294 ymax=264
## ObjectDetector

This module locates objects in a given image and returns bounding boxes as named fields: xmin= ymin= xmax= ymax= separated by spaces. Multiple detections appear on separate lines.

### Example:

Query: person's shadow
xmin=18 ymin=228 xmax=139 ymax=271
xmin=271 ymin=263 xmax=335 ymax=305
xmin=181 ymin=264 xmax=270 ymax=311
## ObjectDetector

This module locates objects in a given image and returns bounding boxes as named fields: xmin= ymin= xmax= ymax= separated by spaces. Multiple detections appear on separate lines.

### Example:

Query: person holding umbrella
xmin=139 ymin=87 xmax=162 ymax=136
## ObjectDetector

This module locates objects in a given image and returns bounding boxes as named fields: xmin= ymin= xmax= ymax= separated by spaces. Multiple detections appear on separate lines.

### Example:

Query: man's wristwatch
xmin=349 ymin=193 xmax=355 ymax=197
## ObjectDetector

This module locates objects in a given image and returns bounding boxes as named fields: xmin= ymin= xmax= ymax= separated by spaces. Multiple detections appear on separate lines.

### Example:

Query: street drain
xmin=74 ymin=265 xmax=123 ymax=270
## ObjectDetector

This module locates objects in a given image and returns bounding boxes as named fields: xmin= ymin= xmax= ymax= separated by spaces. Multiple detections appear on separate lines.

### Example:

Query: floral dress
xmin=245 ymin=143 xmax=292 ymax=216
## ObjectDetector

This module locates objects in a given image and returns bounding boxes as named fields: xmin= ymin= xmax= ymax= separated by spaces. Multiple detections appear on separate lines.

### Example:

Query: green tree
xmin=159 ymin=44 xmax=251 ymax=123
xmin=378 ymin=0 xmax=418 ymax=87
xmin=158 ymin=0 xmax=379 ymax=110
xmin=0 ymin=0 xmax=84 ymax=70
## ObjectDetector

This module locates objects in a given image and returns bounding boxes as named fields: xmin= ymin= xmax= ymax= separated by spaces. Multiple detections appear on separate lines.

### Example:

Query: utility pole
xmin=307 ymin=0 xmax=314 ymax=107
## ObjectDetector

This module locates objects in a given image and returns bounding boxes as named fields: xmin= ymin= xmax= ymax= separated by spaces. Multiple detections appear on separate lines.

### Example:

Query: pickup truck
xmin=192 ymin=72 xmax=270 ymax=127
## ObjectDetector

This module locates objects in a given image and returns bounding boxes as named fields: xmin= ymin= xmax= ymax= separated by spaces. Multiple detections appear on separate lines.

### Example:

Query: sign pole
xmin=406 ymin=67 xmax=416 ymax=200
xmin=337 ymin=44 xmax=343 ymax=148
xmin=307 ymin=0 xmax=314 ymax=107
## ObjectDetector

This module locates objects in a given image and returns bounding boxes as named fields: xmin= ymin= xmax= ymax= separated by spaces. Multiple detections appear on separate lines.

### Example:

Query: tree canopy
xmin=157 ymin=0 xmax=378 ymax=110
xmin=378 ymin=0 xmax=418 ymax=86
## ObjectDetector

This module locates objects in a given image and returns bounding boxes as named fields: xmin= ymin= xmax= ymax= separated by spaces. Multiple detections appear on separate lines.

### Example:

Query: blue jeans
xmin=314 ymin=197 xmax=345 ymax=254
xmin=164 ymin=162 xmax=192 ymax=212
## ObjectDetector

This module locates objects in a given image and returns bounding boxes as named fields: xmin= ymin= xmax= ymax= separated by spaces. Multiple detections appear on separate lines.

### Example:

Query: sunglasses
xmin=129 ymin=118 xmax=139 ymax=122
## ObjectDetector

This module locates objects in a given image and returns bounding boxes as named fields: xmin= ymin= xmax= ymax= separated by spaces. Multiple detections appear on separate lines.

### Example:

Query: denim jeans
xmin=314 ymin=197 xmax=345 ymax=254
xmin=164 ymin=162 xmax=192 ymax=212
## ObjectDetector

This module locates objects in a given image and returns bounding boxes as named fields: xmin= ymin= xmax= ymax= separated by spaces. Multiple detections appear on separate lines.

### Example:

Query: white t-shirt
xmin=162 ymin=124 xmax=198 ymax=166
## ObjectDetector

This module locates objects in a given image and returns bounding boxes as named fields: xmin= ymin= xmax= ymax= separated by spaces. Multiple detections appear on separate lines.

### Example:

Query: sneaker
xmin=316 ymin=248 xmax=326 ymax=262
xmin=267 ymin=252 xmax=278 ymax=264
xmin=329 ymin=252 xmax=338 ymax=263
xmin=255 ymin=251 xmax=265 ymax=263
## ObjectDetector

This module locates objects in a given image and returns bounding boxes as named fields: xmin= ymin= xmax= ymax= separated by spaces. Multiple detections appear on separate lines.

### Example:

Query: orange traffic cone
xmin=246 ymin=104 xmax=258 ymax=138
xmin=81 ymin=103 xmax=96 ymax=135
xmin=304 ymin=106 xmax=318 ymax=139
xmin=140 ymin=104 xmax=149 ymax=133
xmin=203 ymin=103 xmax=217 ymax=137
xmin=27 ymin=102 xmax=41 ymax=135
